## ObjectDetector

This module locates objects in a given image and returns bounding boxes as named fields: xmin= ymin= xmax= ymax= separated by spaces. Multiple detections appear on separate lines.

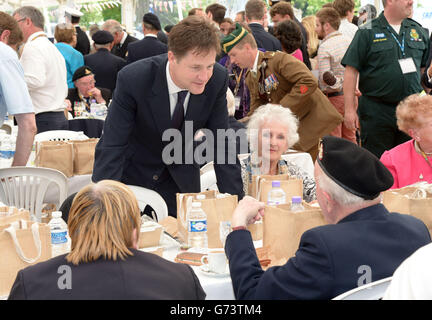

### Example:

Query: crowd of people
xmin=2 ymin=0 xmax=432 ymax=300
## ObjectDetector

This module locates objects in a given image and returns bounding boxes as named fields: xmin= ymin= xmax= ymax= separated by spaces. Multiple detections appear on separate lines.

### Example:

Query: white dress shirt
xmin=20 ymin=31 xmax=68 ymax=114
xmin=338 ymin=19 xmax=358 ymax=42
xmin=166 ymin=61 xmax=190 ymax=118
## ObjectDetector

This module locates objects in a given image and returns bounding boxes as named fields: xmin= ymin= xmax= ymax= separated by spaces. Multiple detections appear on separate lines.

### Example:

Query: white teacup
xmin=200 ymin=249 xmax=227 ymax=274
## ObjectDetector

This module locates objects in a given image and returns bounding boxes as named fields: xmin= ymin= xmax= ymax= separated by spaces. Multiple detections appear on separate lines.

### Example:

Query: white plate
xmin=198 ymin=264 xmax=230 ymax=278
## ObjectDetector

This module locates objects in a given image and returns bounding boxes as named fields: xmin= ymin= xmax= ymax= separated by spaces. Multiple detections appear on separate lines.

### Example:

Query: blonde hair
xmin=301 ymin=15 xmax=319 ymax=57
xmin=247 ymin=103 xmax=299 ymax=152
xmin=66 ymin=180 xmax=141 ymax=265
xmin=226 ymin=88 xmax=235 ymax=117
xmin=396 ymin=94 xmax=432 ymax=134
xmin=54 ymin=23 xmax=75 ymax=44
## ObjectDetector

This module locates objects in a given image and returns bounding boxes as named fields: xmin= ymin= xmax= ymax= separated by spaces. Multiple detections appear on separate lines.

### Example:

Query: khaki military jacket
xmin=246 ymin=51 xmax=343 ymax=151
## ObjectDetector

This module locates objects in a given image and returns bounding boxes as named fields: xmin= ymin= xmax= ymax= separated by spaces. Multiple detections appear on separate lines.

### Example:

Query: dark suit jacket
xmin=422 ymin=36 xmax=432 ymax=90
xmin=112 ymin=33 xmax=138 ymax=59
xmin=74 ymin=26 xmax=90 ymax=56
xmin=92 ymin=54 xmax=244 ymax=216
xmin=8 ymin=249 xmax=206 ymax=300
xmin=126 ymin=36 xmax=167 ymax=65
xmin=225 ymin=204 xmax=431 ymax=300
xmin=85 ymin=48 xmax=126 ymax=92
xmin=248 ymin=23 xmax=282 ymax=52
xmin=67 ymin=87 xmax=112 ymax=117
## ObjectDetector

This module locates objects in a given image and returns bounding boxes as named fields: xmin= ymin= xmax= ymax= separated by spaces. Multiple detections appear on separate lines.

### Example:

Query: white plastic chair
xmin=200 ymin=161 xmax=214 ymax=175
xmin=127 ymin=185 xmax=168 ymax=222
xmin=0 ymin=167 xmax=68 ymax=222
xmin=34 ymin=130 xmax=88 ymax=143
xmin=200 ymin=169 xmax=218 ymax=191
xmin=332 ymin=277 xmax=393 ymax=300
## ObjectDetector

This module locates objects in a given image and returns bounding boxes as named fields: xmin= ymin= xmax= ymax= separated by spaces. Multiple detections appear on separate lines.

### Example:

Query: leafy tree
xmin=292 ymin=0 xmax=361 ymax=17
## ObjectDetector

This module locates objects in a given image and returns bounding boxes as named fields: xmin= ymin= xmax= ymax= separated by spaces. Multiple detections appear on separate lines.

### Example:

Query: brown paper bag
xmin=35 ymin=141 xmax=74 ymax=177
xmin=176 ymin=191 xmax=238 ymax=248
xmin=71 ymin=139 xmax=99 ymax=175
xmin=383 ymin=186 xmax=432 ymax=237
xmin=0 ymin=208 xmax=30 ymax=226
xmin=263 ymin=202 xmax=326 ymax=264
xmin=250 ymin=174 xmax=303 ymax=203
xmin=0 ymin=220 xmax=52 ymax=296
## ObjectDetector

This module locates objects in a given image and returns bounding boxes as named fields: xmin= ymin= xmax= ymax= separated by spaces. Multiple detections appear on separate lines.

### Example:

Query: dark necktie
xmin=171 ymin=90 xmax=188 ymax=129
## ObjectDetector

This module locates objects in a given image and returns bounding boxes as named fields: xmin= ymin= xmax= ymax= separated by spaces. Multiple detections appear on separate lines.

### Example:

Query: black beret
xmin=143 ymin=12 xmax=161 ymax=31
xmin=72 ymin=66 xmax=94 ymax=82
xmin=317 ymin=136 xmax=394 ymax=200
xmin=92 ymin=30 xmax=114 ymax=44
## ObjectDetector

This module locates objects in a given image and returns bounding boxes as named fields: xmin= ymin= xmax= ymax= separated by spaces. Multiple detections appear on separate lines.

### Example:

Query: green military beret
xmin=221 ymin=23 xmax=249 ymax=54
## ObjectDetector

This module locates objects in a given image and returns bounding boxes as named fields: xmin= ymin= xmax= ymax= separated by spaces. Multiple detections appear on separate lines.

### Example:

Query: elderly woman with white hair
xmin=242 ymin=103 xmax=316 ymax=202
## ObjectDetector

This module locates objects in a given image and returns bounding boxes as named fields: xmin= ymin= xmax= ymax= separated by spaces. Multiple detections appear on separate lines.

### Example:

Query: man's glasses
xmin=15 ymin=17 xmax=26 ymax=23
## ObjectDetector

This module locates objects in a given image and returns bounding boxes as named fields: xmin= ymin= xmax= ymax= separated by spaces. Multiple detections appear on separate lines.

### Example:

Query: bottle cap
xmin=272 ymin=181 xmax=281 ymax=188
xmin=52 ymin=211 xmax=62 ymax=218
xmin=192 ymin=201 xmax=202 ymax=208
xmin=291 ymin=196 xmax=302 ymax=204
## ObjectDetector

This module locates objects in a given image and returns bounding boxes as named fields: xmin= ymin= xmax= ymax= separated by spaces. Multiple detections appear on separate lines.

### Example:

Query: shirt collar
xmin=166 ymin=61 xmax=185 ymax=95
xmin=251 ymin=50 xmax=260 ymax=73
xmin=120 ymin=31 xmax=127 ymax=46
xmin=144 ymin=33 xmax=158 ymax=38
xmin=322 ymin=30 xmax=342 ymax=42
xmin=27 ymin=31 xmax=46 ymax=43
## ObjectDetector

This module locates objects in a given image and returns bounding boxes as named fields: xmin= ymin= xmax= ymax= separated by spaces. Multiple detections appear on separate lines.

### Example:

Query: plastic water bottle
xmin=48 ymin=211 xmax=71 ymax=257
xmin=0 ymin=135 xmax=15 ymax=166
xmin=267 ymin=181 xmax=286 ymax=206
xmin=187 ymin=201 xmax=208 ymax=249
xmin=290 ymin=196 xmax=305 ymax=212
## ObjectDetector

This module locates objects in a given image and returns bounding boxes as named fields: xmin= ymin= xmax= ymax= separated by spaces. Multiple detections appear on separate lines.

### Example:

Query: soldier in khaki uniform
xmin=222 ymin=23 xmax=342 ymax=160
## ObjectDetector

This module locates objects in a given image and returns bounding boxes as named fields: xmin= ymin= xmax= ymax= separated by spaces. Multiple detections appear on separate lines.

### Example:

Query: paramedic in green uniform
xmin=342 ymin=0 xmax=429 ymax=158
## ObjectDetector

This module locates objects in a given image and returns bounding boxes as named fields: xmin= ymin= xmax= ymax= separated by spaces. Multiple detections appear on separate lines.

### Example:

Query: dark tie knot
xmin=177 ymin=90 xmax=188 ymax=104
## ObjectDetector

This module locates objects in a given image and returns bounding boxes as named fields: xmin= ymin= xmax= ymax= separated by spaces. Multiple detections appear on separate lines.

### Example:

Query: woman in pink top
xmin=380 ymin=94 xmax=432 ymax=189
xmin=273 ymin=20 xmax=304 ymax=62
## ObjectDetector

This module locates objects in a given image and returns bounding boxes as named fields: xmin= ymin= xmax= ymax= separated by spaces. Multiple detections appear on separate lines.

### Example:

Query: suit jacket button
xmin=153 ymin=175 xmax=159 ymax=181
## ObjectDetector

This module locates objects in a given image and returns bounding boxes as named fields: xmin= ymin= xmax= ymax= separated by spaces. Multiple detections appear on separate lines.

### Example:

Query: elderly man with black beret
xmin=126 ymin=12 xmax=167 ymax=65
xmin=225 ymin=136 xmax=431 ymax=300
xmin=84 ymin=30 xmax=126 ymax=92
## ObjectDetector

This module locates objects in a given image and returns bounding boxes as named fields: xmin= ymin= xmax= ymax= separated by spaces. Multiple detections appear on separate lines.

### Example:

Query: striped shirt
xmin=317 ymin=31 xmax=351 ymax=91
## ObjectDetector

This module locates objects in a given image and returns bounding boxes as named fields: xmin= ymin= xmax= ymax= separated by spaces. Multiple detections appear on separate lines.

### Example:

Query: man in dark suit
xmin=102 ymin=19 xmax=138 ymax=60
xmin=92 ymin=16 xmax=244 ymax=217
xmin=225 ymin=136 xmax=431 ymax=300
xmin=65 ymin=7 xmax=90 ymax=55
xmin=8 ymin=180 xmax=205 ymax=300
xmin=245 ymin=0 xmax=282 ymax=51
xmin=269 ymin=1 xmax=312 ymax=70
xmin=126 ymin=13 xmax=167 ymax=65
xmin=84 ymin=30 xmax=126 ymax=92
xmin=66 ymin=66 xmax=111 ymax=117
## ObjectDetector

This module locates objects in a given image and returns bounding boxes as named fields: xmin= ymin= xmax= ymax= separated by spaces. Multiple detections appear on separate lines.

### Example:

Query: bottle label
xmin=188 ymin=219 xmax=207 ymax=232
xmin=51 ymin=230 xmax=68 ymax=244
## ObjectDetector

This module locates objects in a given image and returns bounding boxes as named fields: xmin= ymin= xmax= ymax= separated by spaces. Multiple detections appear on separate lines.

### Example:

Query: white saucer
xmin=198 ymin=264 xmax=230 ymax=277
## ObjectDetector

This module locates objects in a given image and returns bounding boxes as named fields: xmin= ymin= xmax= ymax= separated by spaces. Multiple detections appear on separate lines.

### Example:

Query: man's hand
xmin=231 ymin=196 xmax=265 ymax=228
xmin=87 ymin=87 xmax=105 ymax=104
xmin=344 ymin=108 xmax=358 ymax=131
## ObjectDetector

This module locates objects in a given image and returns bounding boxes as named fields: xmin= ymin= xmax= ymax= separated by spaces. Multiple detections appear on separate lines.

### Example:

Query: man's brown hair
xmin=188 ymin=7 xmax=203 ymax=16
xmin=332 ymin=0 xmax=355 ymax=18
xmin=270 ymin=2 xmax=294 ymax=20
xmin=205 ymin=3 xmax=227 ymax=25
xmin=316 ymin=7 xmax=341 ymax=31
xmin=245 ymin=0 xmax=265 ymax=21
xmin=168 ymin=15 xmax=220 ymax=59
xmin=0 ymin=11 xmax=23 ymax=47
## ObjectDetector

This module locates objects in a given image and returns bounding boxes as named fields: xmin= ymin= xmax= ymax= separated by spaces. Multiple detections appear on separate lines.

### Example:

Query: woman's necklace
xmin=414 ymin=141 xmax=432 ymax=181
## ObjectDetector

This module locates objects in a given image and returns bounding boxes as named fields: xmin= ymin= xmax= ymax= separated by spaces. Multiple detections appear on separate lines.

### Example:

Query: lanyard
xmin=387 ymin=27 xmax=405 ymax=57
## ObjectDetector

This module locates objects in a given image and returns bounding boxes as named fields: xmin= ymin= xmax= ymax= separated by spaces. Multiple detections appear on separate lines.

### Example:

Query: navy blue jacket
xmin=8 ymin=249 xmax=205 ymax=300
xmin=248 ymin=23 xmax=282 ymax=52
xmin=225 ymin=204 xmax=431 ymax=299
xmin=92 ymin=54 xmax=244 ymax=216
xmin=84 ymin=48 xmax=126 ymax=92
xmin=126 ymin=36 xmax=167 ymax=65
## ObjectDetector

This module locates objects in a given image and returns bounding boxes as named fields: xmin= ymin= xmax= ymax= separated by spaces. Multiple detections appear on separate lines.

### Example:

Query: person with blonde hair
xmin=241 ymin=103 xmax=316 ymax=202
xmin=54 ymin=22 xmax=84 ymax=88
xmin=8 ymin=180 xmax=206 ymax=300
xmin=301 ymin=15 xmax=319 ymax=60
xmin=380 ymin=94 xmax=432 ymax=189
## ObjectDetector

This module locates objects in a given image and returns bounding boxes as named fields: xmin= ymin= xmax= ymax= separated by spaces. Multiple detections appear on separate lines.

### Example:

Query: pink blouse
xmin=380 ymin=140 xmax=432 ymax=189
